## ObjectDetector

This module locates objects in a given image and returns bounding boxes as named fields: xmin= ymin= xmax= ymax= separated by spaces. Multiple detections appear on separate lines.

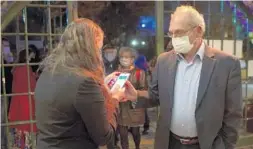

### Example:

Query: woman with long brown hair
xmin=35 ymin=18 xmax=131 ymax=149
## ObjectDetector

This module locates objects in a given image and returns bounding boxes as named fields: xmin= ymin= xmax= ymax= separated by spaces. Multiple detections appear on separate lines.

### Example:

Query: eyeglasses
xmin=167 ymin=30 xmax=190 ymax=38
xmin=167 ymin=26 xmax=197 ymax=38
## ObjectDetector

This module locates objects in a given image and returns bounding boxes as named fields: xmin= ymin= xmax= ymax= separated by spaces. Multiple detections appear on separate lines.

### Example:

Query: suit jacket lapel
xmin=167 ymin=52 xmax=178 ymax=106
xmin=195 ymin=46 xmax=216 ymax=110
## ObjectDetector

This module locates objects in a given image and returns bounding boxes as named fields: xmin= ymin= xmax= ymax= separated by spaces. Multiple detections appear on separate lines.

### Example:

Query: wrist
xmin=136 ymin=90 xmax=140 ymax=98
xmin=111 ymin=97 xmax=119 ymax=108
xmin=112 ymin=94 xmax=119 ymax=100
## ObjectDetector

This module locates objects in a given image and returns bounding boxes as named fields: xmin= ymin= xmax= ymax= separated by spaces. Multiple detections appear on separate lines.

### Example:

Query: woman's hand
xmin=104 ymin=72 xmax=120 ymax=85
xmin=110 ymin=84 xmax=125 ymax=102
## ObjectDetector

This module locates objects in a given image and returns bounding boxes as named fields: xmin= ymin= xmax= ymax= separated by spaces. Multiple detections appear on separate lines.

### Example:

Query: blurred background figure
xmin=104 ymin=45 xmax=121 ymax=149
xmin=103 ymin=44 xmax=119 ymax=75
xmin=104 ymin=46 xmax=121 ymax=149
xmin=148 ymin=56 xmax=157 ymax=73
xmin=1 ymin=37 xmax=13 ymax=149
xmin=117 ymin=47 xmax=147 ymax=149
xmin=29 ymin=44 xmax=42 ymax=75
xmin=8 ymin=49 xmax=37 ymax=149
xmin=165 ymin=40 xmax=173 ymax=52
xmin=134 ymin=55 xmax=150 ymax=135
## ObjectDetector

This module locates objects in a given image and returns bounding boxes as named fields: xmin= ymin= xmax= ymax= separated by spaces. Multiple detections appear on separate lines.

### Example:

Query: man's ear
xmin=196 ymin=26 xmax=203 ymax=37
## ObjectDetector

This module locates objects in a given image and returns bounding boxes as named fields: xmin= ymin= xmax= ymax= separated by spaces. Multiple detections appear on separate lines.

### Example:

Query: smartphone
xmin=110 ymin=73 xmax=130 ymax=91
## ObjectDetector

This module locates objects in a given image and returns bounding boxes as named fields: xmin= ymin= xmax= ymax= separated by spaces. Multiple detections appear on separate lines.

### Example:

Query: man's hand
xmin=113 ymin=81 xmax=137 ymax=103
xmin=123 ymin=81 xmax=138 ymax=102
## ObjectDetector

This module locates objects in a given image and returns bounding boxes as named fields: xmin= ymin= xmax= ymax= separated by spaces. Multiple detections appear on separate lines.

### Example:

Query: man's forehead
xmin=169 ymin=13 xmax=189 ymax=31
xmin=121 ymin=52 xmax=132 ymax=57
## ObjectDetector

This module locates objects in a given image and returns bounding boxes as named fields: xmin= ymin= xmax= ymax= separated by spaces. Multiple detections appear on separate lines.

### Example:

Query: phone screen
xmin=119 ymin=76 xmax=128 ymax=80
xmin=111 ymin=73 xmax=130 ymax=91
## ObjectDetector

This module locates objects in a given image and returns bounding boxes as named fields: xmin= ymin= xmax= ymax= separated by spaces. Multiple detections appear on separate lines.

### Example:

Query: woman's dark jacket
xmin=35 ymin=71 xmax=117 ymax=149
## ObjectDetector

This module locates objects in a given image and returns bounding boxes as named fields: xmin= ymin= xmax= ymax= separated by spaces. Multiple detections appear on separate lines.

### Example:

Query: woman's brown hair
xmin=41 ymin=18 xmax=116 ymax=125
xmin=18 ymin=49 xmax=33 ymax=63
xmin=42 ymin=18 xmax=104 ymax=82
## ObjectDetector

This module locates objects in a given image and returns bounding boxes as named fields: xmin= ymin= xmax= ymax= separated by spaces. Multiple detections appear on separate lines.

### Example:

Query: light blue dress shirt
xmin=170 ymin=42 xmax=205 ymax=137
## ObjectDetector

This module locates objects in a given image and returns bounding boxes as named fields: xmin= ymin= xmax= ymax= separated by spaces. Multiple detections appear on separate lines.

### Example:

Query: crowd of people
xmin=1 ymin=5 xmax=243 ymax=149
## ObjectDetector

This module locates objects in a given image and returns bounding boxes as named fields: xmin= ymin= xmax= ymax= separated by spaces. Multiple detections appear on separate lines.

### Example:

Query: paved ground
xmin=128 ymin=108 xmax=157 ymax=149
xmin=100 ymin=108 xmax=158 ymax=149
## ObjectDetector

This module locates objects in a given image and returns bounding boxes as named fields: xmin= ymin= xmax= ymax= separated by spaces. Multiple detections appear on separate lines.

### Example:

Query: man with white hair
xmin=127 ymin=5 xmax=242 ymax=149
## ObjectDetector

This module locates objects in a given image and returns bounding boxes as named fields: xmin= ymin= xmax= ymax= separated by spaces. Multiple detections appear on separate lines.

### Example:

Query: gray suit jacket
xmin=138 ymin=46 xmax=242 ymax=149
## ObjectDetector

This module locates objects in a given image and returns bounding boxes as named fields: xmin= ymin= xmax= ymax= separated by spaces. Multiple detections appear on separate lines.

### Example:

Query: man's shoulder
xmin=157 ymin=50 xmax=175 ymax=62
xmin=210 ymin=48 xmax=239 ymax=64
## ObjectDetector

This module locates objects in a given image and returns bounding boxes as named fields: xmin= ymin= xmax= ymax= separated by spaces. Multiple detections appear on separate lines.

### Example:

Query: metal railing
xmin=1 ymin=1 xmax=78 ymax=148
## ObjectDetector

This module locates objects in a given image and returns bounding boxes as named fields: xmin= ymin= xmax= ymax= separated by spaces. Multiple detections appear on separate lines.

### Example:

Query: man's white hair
xmin=174 ymin=5 xmax=206 ymax=34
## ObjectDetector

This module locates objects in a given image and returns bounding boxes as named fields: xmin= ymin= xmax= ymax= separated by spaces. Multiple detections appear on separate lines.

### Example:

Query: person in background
xmin=117 ymin=47 xmax=146 ymax=149
xmin=126 ymin=5 xmax=242 ymax=149
xmin=103 ymin=46 xmax=120 ymax=149
xmin=103 ymin=44 xmax=119 ymax=75
xmin=34 ymin=18 xmax=133 ymax=149
xmin=148 ymin=56 xmax=158 ymax=75
xmin=1 ymin=38 xmax=13 ymax=106
xmin=8 ymin=49 xmax=37 ymax=149
xmin=166 ymin=40 xmax=173 ymax=52
xmin=133 ymin=55 xmax=150 ymax=135
xmin=1 ymin=37 xmax=14 ymax=149
xmin=29 ymin=44 xmax=42 ymax=74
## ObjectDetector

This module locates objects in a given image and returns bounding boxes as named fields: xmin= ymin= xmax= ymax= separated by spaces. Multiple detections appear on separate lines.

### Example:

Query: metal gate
xmin=1 ymin=1 xmax=78 ymax=148
xmin=156 ymin=1 xmax=253 ymax=148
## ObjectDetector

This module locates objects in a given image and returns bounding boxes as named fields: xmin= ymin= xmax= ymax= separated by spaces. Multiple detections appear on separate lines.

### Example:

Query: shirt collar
xmin=196 ymin=41 xmax=205 ymax=61
xmin=177 ymin=41 xmax=205 ymax=61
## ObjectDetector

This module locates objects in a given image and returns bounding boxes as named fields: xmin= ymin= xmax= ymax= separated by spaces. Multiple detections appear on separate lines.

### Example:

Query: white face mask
xmin=120 ymin=58 xmax=132 ymax=67
xmin=28 ymin=53 xmax=35 ymax=62
xmin=105 ymin=53 xmax=116 ymax=62
xmin=172 ymin=36 xmax=193 ymax=54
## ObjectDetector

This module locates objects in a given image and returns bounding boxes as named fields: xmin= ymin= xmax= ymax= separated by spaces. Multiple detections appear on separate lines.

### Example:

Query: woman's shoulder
xmin=36 ymin=71 xmax=89 ymax=98
xmin=38 ymin=71 xmax=88 ymax=87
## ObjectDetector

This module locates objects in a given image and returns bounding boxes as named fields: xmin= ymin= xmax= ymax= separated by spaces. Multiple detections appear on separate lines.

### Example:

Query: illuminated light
xmin=131 ymin=40 xmax=138 ymax=46
xmin=66 ymin=9 xmax=69 ymax=24
xmin=141 ymin=24 xmax=146 ymax=28
xmin=22 ymin=9 xmax=26 ymax=23
xmin=249 ymin=32 xmax=253 ymax=37
xmin=220 ymin=1 xmax=224 ymax=13
xmin=141 ymin=41 xmax=146 ymax=45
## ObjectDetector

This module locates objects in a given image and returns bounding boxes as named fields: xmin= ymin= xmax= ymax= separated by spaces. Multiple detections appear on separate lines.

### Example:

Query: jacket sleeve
xmin=148 ymin=56 xmax=160 ymax=106
xmin=74 ymin=77 xmax=117 ymax=146
xmin=221 ymin=59 xmax=242 ymax=149
xmin=135 ymin=56 xmax=160 ymax=108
